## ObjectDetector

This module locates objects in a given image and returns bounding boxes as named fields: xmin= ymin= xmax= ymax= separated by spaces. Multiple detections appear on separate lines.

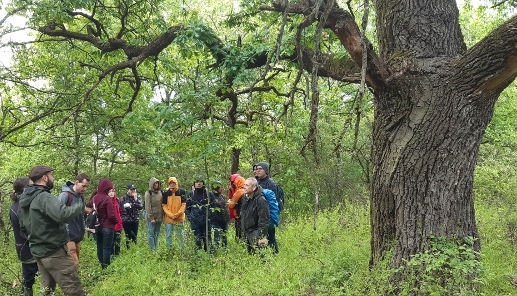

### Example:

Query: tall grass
xmin=2 ymin=199 xmax=517 ymax=295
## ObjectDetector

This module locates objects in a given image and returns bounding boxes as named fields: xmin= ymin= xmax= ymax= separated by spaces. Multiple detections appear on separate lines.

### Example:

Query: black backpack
xmin=86 ymin=197 xmax=102 ymax=233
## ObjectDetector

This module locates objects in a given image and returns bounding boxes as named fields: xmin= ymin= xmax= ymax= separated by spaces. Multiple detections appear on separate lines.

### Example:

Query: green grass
xmin=2 ymin=200 xmax=517 ymax=295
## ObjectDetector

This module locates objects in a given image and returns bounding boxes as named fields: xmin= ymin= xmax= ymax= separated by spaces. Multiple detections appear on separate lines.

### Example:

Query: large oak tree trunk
xmin=368 ymin=0 xmax=511 ymax=266
xmin=369 ymin=71 xmax=496 ymax=265
xmin=266 ymin=0 xmax=517 ymax=269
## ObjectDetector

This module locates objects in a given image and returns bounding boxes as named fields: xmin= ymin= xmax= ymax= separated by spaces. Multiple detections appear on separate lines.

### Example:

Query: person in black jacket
xmin=10 ymin=177 xmax=38 ymax=296
xmin=254 ymin=161 xmax=284 ymax=253
xmin=119 ymin=184 xmax=143 ymax=249
xmin=209 ymin=181 xmax=230 ymax=250
xmin=186 ymin=176 xmax=211 ymax=252
xmin=240 ymin=177 xmax=270 ymax=254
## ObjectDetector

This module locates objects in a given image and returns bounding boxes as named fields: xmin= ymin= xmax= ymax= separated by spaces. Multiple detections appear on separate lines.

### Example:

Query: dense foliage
xmin=1 ymin=0 xmax=517 ymax=294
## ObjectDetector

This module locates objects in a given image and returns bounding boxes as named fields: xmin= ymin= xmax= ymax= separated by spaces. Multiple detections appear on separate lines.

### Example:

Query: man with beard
xmin=19 ymin=166 xmax=85 ymax=295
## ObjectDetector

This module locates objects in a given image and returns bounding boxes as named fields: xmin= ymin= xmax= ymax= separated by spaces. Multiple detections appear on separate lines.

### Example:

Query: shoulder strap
xmin=66 ymin=191 xmax=73 ymax=206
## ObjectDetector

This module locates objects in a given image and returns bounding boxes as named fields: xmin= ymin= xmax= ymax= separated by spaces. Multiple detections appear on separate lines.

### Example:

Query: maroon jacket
xmin=88 ymin=179 xmax=119 ymax=229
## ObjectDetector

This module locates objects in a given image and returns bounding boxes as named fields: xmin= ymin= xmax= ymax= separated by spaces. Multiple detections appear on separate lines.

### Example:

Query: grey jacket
xmin=58 ymin=181 xmax=86 ymax=242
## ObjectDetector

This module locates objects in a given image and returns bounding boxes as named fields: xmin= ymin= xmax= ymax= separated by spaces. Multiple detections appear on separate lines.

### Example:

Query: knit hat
xmin=253 ymin=162 xmax=270 ymax=175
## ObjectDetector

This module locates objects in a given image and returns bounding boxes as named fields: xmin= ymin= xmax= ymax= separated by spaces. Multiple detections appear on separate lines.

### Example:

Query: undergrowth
xmin=2 ymin=200 xmax=517 ymax=295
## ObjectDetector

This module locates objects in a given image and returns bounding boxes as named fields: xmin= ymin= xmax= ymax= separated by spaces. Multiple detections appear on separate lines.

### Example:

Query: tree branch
xmin=456 ymin=14 xmax=517 ymax=96
xmin=263 ymin=0 xmax=388 ymax=92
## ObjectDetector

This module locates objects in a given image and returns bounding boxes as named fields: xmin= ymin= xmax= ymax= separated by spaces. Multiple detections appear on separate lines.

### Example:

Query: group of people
xmin=9 ymin=162 xmax=284 ymax=295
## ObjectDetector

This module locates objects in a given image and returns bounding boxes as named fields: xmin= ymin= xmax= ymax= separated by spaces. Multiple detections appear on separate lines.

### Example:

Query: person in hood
xmin=162 ymin=177 xmax=186 ymax=251
xmin=58 ymin=173 xmax=90 ymax=267
xmin=253 ymin=161 xmax=284 ymax=253
xmin=145 ymin=177 xmax=163 ymax=251
xmin=186 ymin=176 xmax=211 ymax=252
xmin=87 ymin=178 xmax=118 ymax=269
xmin=228 ymin=174 xmax=245 ymax=240
xmin=241 ymin=177 xmax=270 ymax=254
xmin=19 ymin=165 xmax=85 ymax=295
xmin=119 ymin=184 xmax=143 ymax=248
xmin=10 ymin=177 xmax=38 ymax=296
xmin=210 ymin=181 xmax=230 ymax=250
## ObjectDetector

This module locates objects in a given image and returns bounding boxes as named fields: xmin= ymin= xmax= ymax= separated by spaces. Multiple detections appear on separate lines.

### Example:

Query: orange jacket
xmin=162 ymin=177 xmax=186 ymax=224
xmin=228 ymin=176 xmax=245 ymax=219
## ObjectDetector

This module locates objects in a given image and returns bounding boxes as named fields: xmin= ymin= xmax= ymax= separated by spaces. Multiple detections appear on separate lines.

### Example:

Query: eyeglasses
xmin=253 ymin=167 xmax=264 ymax=171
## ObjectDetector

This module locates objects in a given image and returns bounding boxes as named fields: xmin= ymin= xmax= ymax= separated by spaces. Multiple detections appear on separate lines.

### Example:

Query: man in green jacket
xmin=19 ymin=165 xmax=85 ymax=296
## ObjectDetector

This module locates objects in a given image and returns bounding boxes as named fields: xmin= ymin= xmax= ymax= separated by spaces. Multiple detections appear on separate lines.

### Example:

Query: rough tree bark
xmin=17 ymin=0 xmax=517 ymax=269
xmin=268 ymin=0 xmax=517 ymax=268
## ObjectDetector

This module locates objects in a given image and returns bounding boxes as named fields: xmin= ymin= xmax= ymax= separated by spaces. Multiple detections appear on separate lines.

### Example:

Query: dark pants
xmin=123 ymin=221 xmax=139 ymax=249
xmin=97 ymin=228 xmax=114 ymax=269
xmin=191 ymin=223 xmax=211 ymax=252
xmin=267 ymin=225 xmax=279 ymax=253
xmin=234 ymin=218 xmax=243 ymax=241
xmin=36 ymin=247 xmax=84 ymax=296
xmin=211 ymin=222 xmax=228 ymax=249
xmin=245 ymin=230 xmax=260 ymax=255
xmin=112 ymin=231 xmax=122 ymax=257
xmin=21 ymin=262 xmax=38 ymax=295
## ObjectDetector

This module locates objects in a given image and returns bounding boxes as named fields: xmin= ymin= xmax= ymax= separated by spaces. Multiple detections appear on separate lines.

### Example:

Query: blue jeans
xmin=165 ymin=222 xmax=184 ymax=250
xmin=97 ymin=228 xmax=114 ymax=268
xmin=211 ymin=222 xmax=228 ymax=249
xmin=146 ymin=221 xmax=162 ymax=251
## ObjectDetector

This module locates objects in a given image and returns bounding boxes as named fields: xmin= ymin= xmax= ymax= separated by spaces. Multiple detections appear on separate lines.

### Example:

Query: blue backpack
xmin=263 ymin=189 xmax=280 ymax=226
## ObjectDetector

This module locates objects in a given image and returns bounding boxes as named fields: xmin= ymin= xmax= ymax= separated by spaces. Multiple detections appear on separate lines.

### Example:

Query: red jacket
xmin=88 ymin=179 xmax=119 ymax=229
xmin=112 ymin=196 xmax=123 ymax=232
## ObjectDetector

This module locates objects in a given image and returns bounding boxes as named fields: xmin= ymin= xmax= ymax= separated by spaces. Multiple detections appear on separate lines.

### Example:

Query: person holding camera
xmin=119 ymin=184 xmax=143 ymax=249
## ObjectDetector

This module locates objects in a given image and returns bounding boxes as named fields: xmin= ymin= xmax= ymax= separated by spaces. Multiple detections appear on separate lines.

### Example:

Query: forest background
xmin=1 ymin=0 xmax=517 ymax=295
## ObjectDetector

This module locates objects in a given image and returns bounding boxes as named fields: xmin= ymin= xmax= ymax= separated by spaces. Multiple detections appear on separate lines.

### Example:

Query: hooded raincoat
xmin=162 ymin=177 xmax=186 ymax=224
xmin=145 ymin=177 xmax=164 ymax=222
xmin=19 ymin=185 xmax=84 ymax=258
